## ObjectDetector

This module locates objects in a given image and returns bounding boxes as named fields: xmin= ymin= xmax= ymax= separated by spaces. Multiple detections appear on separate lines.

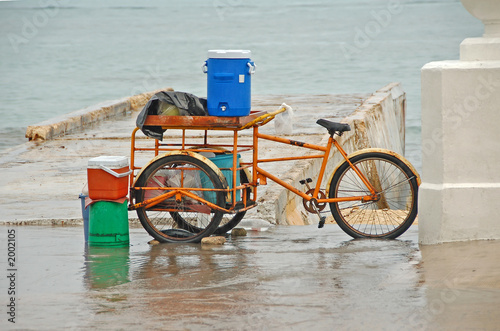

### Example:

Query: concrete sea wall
xmin=25 ymin=87 xmax=173 ymax=141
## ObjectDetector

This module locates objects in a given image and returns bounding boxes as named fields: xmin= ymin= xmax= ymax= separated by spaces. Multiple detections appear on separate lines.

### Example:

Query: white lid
xmin=88 ymin=155 xmax=129 ymax=169
xmin=207 ymin=49 xmax=251 ymax=59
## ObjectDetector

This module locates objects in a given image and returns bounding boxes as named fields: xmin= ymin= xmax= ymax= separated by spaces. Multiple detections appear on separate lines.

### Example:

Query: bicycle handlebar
xmin=240 ymin=103 xmax=290 ymax=130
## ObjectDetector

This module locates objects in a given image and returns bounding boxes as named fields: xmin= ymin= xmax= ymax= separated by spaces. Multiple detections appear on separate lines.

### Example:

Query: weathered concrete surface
xmin=1 ymin=224 xmax=499 ymax=330
xmin=25 ymin=87 xmax=174 ymax=141
xmin=0 ymin=83 xmax=405 ymax=226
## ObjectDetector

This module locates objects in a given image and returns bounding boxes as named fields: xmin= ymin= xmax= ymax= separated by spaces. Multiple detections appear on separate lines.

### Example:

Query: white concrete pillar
xmin=419 ymin=0 xmax=500 ymax=244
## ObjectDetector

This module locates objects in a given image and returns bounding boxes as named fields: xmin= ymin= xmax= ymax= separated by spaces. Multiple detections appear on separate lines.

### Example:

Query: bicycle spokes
xmin=329 ymin=152 xmax=418 ymax=239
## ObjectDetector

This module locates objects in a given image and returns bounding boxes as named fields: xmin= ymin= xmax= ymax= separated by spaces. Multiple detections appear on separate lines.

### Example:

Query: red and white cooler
xmin=87 ymin=156 xmax=131 ymax=200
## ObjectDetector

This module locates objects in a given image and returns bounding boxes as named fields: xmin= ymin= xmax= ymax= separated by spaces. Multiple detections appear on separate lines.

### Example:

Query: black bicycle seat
xmin=316 ymin=119 xmax=351 ymax=136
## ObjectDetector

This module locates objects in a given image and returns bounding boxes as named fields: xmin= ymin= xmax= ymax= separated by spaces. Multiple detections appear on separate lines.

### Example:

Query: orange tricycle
xmin=128 ymin=105 xmax=420 ymax=243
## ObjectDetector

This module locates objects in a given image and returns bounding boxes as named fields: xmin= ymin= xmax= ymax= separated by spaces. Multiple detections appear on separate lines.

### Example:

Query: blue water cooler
xmin=203 ymin=50 xmax=256 ymax=117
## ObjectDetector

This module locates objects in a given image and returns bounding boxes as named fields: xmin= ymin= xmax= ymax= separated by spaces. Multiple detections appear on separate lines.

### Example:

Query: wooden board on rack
xmin=142 ymin=111 xmax=266 ymax=130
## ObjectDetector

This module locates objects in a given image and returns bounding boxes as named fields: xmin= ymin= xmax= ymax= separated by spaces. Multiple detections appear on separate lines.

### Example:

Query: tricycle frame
xmin=128 ymin=109 xmax=378 ymax=215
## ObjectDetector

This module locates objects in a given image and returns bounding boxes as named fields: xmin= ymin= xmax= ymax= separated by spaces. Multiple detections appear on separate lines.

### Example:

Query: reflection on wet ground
xmin=1 ymin=225 xmax=500 ymax=330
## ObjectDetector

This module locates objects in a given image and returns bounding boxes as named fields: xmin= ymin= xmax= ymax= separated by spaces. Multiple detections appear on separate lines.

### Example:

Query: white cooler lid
xmin=208 ymin=49 xmax=251 ymax=59
xmin=88 ymin=155 xmax=129 ymax=169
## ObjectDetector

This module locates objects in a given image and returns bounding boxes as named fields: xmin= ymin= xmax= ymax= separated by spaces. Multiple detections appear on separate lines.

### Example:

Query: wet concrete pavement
xmin=1 ymin=224 xmax=499 ymax=330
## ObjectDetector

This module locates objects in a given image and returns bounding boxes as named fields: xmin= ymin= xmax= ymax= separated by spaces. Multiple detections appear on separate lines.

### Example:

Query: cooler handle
xmin=247 ymin=62 xmax=256 ymax=75
xmin=202 ymin=61 xmax=208 ymax=74
xmin=99 ymin=165 xmax=132 ymax=178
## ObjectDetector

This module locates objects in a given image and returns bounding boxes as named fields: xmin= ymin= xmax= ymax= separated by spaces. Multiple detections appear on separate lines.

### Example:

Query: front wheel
xmin=328 ymin=151 xmax=419 ymax=239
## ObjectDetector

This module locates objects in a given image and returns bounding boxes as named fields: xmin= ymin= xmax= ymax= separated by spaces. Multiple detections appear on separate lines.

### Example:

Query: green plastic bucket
xmin=88 ymin=200 xmax=129 ymax=247
xmin=203 ymin=153 xmax=241 ymax=203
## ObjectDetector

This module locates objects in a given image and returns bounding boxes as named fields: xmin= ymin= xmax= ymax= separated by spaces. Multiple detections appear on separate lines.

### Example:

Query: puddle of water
xmin=2 ymin=225 xmax=499 ymax=330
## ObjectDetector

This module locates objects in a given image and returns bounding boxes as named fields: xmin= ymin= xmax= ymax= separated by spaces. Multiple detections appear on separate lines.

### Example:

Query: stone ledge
xmin=25 ymin=87 xmax=173 ymax=141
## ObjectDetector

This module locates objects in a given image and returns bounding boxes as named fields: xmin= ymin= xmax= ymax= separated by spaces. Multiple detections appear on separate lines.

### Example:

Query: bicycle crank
xmin=300 ymin=178 xmax=327 ymax=228
xmin=302 ymin=189 xmax=327 ymax=213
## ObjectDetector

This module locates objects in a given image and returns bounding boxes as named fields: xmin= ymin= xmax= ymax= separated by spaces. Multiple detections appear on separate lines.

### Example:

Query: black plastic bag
xmin=136 ymin=91 xmax=207 ymax=140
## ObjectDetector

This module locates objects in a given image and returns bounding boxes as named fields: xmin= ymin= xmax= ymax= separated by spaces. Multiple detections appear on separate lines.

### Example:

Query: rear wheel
xmin=329 ymin=152 xmax=418 ymax=239
xmin=134 ymin=154 xmax=226 ymax=243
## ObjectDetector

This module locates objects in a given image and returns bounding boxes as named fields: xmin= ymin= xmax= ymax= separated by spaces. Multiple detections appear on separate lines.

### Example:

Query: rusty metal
xmin=142 ymin=111 xmax=267 ymax=130
xmin=303 ymin=189 xmax=327 ymax=213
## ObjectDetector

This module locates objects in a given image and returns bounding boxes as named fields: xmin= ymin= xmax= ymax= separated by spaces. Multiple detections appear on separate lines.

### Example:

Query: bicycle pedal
xmin=299 ymin=178 xmax=313 ymax=185
xmin=318 ymin=216 xmax=326 ymax=228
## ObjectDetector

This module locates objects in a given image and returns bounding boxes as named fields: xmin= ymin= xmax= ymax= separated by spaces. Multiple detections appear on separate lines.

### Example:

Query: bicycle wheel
xmin=328 ymin=151 xmax=418 ymax=239
xmin=134 ymin=154 xmax=226 ymax=243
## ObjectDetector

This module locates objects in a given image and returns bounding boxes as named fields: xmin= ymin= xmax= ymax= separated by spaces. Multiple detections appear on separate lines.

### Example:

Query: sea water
xmin=0 ymin=0 xmax=483 ymax=171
